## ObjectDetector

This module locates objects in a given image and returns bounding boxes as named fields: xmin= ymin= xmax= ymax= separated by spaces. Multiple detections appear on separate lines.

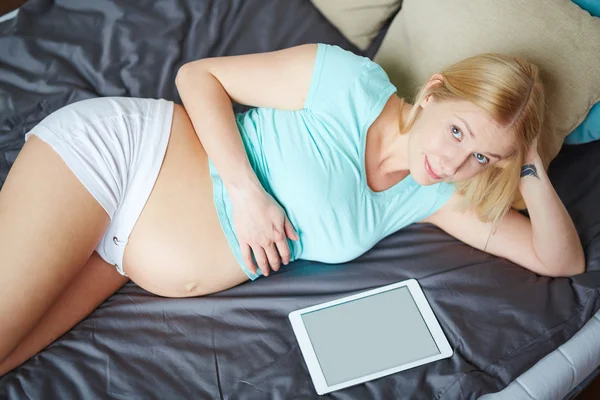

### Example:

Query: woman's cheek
xmin=429 ymin=130 xmax=448 ymax=153
xmin=458 ymin=165 xmax=479 ymax=182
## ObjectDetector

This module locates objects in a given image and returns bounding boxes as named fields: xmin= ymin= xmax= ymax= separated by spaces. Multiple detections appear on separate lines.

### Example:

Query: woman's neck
xmin=375 ymin=97 xmax=412 ymax=175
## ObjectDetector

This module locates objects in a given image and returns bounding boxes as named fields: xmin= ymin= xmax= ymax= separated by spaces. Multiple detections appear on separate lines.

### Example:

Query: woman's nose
xmin=440 ymin=151 xmax=469 ymax=177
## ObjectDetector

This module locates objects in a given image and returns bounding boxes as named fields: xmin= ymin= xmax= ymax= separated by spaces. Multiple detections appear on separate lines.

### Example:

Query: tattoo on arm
xmin=521 ymin=164 xmax=539 ymax=179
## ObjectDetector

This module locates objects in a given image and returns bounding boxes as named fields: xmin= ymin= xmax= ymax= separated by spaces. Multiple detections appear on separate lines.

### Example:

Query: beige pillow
xmin=311 ymin=0 xmax=402 ymax=50
xmin=374 ymin=0 xmax=600 ymax=168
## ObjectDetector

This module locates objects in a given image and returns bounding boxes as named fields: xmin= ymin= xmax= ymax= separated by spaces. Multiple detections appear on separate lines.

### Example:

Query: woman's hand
xmin=523 ymin=135 xmax=541 ymax=165
xmin=229 ymin=182 xmax=299 ymax=276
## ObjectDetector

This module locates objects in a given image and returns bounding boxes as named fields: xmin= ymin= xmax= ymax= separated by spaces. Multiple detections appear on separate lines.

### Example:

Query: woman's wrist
xmin=520 ymin=136 xmax=543 ymax=179
xmin=226 ymin=172 xmax=265 ymax=202
xmin=518 ymin=154 xmax=546 ymax=192
xmin=520 ymin=161 xmax=541 ymax=179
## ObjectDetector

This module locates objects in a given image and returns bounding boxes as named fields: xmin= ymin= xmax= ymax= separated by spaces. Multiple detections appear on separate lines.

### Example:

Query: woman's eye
xmin=451 ymin=125 xmax=462 ymax=140
xmin=452 ymin=125 xmax=488 ymax=165
xmin=474 ymin=153 xmax=489 ymax=165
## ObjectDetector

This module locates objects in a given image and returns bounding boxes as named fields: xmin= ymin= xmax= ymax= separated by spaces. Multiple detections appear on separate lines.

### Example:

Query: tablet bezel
xmin=288 ymin=278 xmax=453 ymax=395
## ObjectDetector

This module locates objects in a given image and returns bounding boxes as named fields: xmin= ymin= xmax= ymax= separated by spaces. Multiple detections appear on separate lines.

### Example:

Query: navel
xmin=185 ymin=282 xmax=198 ymax=293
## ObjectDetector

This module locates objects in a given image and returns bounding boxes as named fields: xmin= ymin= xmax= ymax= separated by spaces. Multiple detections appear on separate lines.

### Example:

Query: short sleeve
xmin=303 ymin=43 xmax=397 ymax=141
xmin=304 ymin=44 xmax=372 ymax=113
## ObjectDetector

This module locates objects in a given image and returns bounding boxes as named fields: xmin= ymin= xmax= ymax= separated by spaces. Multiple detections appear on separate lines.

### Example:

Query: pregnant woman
xmin=0 ymin=43 xmax=584 ymax=375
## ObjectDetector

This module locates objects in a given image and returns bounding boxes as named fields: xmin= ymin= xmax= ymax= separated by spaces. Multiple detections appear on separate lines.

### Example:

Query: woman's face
xmin=407 ymin=96 xmax=516 ymax=185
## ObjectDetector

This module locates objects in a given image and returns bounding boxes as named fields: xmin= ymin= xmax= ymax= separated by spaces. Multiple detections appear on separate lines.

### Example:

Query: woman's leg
xmin=0 ymin=251 xmax=128 ymax=376
xmin=0 ymin=136 xmax=110 ymax=363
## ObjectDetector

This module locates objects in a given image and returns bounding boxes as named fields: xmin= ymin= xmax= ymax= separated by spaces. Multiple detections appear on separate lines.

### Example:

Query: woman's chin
xmin=412 ymin=171 xmax=434 ymax=186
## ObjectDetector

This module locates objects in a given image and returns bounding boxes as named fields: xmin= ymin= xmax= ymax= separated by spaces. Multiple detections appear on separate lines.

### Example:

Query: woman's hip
xmin=26 ymin=97 xmax=248 ymax=295
xmin=25 ymin=97 xmax=175 ymax=273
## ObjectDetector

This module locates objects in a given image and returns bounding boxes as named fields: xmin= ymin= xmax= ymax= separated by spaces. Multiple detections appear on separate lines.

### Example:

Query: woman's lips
xmin=425 ymin=156 xmax=442 ymax=180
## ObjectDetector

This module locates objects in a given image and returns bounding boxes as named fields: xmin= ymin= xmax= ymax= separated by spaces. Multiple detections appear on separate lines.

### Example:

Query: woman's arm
xmin=515 ymin=139 xmax=584 ymax=275
xmin=175 ymin=44 xmax=316 ymax=189
xmin=423 ymin=140 xmax=585 ymax=277
xmin=174 ymin=45 xmax=316 ymax=275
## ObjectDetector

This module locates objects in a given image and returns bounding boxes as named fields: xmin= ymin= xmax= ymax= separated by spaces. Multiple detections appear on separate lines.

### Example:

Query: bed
xmin=1 ymin=1 xmax=599 ymax=399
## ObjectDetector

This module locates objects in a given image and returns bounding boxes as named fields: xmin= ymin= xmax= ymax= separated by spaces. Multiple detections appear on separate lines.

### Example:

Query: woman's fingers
xmin=252 ymin=246 xmax=270 ymax=276
xmin=275 ymin=239 xmax=291 ymax=265
xmin=264 ymin=243 xmax=281 ymax=272
xmin=241 ymin=244 xmax=257 ymax=275
xmin=237 ymin=210 xmax=297 ymax=277
xmin=242 ymin=243 xmax=276 ymax=276
xmin=284 ymin=217 xmax=299 ymax=240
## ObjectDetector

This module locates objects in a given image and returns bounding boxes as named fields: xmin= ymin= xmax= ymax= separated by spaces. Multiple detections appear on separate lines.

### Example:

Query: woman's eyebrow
xmin=455 ymin=114 xmax=502 ymax=159
xmin=455 ymin=115 xmax=475 ymax=139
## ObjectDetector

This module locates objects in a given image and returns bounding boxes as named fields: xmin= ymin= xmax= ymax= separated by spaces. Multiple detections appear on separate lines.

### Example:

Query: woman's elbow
xmin=545 ymin=253 xmax=586 ymax=278
xmin=175 ymin=60 xmax=207 ymax=88
xmin=569 ymin=251 xmax=587 ymax=276
xmin=175 ymin=62 xmax=193 ymax=88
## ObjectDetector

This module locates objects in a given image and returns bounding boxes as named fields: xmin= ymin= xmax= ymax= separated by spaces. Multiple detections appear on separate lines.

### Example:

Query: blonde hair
xmin=400 ymin=53 xmax=545 ymax=224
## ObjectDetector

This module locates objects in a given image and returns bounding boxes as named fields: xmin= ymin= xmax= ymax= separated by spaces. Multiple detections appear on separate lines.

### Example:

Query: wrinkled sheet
xmin=1 ymin=1 xmax=599 ymax=399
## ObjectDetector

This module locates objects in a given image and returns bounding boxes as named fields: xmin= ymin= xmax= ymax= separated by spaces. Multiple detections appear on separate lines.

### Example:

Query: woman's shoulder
xmin=315 ymin=43 xmax=391 ymax=82
xmin=306 ymin=43 xmax=397 ymax=117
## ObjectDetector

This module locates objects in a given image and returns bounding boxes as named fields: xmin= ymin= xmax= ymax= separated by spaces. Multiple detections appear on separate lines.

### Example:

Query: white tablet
xmin=288 ymin=279 xmax=453 ymax=395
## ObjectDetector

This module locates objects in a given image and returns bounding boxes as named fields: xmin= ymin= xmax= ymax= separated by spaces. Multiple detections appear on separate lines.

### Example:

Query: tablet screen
xmin=300 ymin=286 xmax=440 ymax=386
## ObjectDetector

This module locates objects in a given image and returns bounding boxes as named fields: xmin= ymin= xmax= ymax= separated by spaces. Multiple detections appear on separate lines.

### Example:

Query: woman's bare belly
xmin=122 ymin=105 xmax=249 ymax=297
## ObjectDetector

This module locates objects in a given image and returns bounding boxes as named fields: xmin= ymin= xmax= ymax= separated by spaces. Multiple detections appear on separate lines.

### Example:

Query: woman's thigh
xmin=122 ymin=105 xmax=249 ymax=297
xmin=0 ymin=251 xmax=127 ymax=375
xmin=0 ymin=136 xmax=110 ymax=360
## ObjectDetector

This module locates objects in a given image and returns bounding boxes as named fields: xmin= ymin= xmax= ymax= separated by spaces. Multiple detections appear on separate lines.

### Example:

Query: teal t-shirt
xmin=209 ymin=43 xmax=454 ymax=280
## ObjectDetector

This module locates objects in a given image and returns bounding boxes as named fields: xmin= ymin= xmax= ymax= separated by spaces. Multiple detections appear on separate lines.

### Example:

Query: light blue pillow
xmin=564 ymin=0 xmax=600 ymax=145
xmin=564 ymin=102 xmax=600 ymax=145
xmin=571 ymin=0 xmax=600 ymax=17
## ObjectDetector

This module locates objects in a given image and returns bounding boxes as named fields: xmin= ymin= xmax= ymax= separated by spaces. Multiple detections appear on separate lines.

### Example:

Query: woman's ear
xmin=420 ymin=95 xmax=433 ymax=108
xmin=419 ymin=74 xmax=445 ymax=108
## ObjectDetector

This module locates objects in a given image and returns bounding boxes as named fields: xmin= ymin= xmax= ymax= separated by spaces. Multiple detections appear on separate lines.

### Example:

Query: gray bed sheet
xmin=1 ymin=1 xmax=599 ymax=399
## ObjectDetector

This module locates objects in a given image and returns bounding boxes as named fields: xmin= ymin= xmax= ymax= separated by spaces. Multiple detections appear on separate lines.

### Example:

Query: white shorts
xmin=25 ymin=97 xmax=174 ymax=276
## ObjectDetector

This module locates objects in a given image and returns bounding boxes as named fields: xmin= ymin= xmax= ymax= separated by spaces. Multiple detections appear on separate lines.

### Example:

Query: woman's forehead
xmin=448 ymin=101 xmax=516 ymax=156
